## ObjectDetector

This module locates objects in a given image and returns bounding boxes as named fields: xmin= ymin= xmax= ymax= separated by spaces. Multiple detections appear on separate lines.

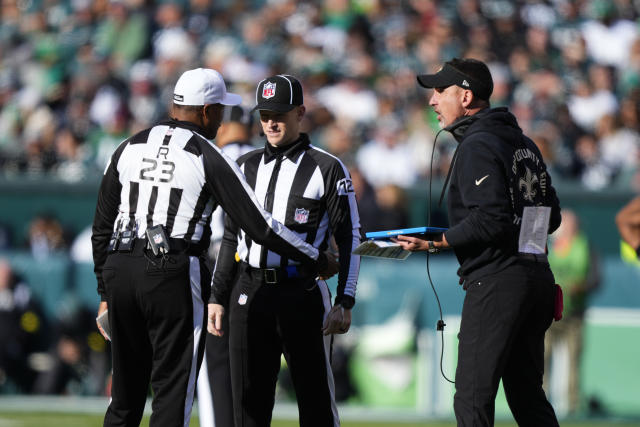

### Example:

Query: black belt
xmin=518 ymin=253 xmax=548 ymax=264
xmin=242 ymin=262 xmax=315 ymax=284
xmin=124 ymin=237 xmax=206 ymax=256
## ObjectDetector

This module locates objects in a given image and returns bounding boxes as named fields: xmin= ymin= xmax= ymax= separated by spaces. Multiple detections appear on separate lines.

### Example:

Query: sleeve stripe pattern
xmin=308 ymin=145 xmax=361 ymax=298
xmin=311 ymin=145 xmax=361 ymax=229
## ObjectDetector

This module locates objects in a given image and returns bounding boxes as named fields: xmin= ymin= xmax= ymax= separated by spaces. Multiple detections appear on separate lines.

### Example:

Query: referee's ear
xmin=201 ymin=104 xmax=214 ymax=128
xmin=296 ymin=105 xmax=306 ymax=122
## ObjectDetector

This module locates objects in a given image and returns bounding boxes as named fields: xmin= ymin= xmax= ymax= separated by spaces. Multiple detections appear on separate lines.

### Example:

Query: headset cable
xmin=427 ymin=127 xmax=455 ymax=384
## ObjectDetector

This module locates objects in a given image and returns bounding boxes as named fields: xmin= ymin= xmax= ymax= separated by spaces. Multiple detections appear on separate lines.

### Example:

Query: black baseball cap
xmin=417 ymin=58 xmax=493 ymax=101
xmin=254 ymin=75 xmax=303 ymax=112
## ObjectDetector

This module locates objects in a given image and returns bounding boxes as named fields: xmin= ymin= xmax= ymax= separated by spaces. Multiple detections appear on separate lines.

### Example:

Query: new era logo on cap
xmin=254 ymin=75 xmax=303 ymax=112
xmin=173 ymin=68 xmax=242 ymax=106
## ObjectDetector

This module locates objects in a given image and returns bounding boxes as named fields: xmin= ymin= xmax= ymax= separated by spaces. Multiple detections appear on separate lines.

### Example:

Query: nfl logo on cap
xmin=254 ymin=75 xmax=303 ymax=112
xmin=262 ymin=82 xmax=276 ymax=99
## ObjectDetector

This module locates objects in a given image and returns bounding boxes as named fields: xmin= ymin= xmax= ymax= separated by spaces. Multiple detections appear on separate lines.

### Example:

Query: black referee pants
xmin=454 ymin=262 xmax=559 ymax=427
xmin=228 ymin=267 xmax=339 ymax=427
xmin=102 ymin=249 xmax=209 ymax=427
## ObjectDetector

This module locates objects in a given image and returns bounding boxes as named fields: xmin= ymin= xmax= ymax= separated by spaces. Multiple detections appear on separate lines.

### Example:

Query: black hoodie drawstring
xmin=438 ymin=143 xmax=460 ymax=207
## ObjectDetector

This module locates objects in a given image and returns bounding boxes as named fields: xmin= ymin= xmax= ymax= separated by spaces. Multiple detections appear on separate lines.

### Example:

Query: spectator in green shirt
xmin=545 ymin=209 xmax=600 ymax=414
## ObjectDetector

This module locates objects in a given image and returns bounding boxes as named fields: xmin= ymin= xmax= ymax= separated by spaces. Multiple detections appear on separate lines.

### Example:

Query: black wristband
xmin=335 ymin=295 xmax=355 ymax=309
xmin=636 ymin=246 xmax=640 ymax=259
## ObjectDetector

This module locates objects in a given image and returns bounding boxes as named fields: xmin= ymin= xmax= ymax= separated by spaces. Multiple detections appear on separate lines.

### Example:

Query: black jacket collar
xmin=263 ymin=133 xmax=310 ymax=164
xmin=445 ymin=107 xmax=501 ymax=143
xmin=159 ymin=118 xmax=208 ymax=137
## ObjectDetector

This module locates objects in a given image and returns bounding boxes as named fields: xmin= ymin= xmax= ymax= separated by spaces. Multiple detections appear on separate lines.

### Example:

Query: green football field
xmin=1 ymin=413 xmax=639 ymax=427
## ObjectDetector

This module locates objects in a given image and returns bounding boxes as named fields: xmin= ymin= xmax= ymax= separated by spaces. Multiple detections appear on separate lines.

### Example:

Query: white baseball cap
xmin=173 ymin=68 xmax=242 ymax=106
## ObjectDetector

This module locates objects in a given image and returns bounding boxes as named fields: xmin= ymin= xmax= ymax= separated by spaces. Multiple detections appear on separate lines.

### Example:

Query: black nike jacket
xmin=443 ymin=107 xmax=562 ymax=282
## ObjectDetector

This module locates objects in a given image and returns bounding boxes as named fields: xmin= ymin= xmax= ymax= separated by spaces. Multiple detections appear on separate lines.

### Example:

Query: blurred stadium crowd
xmin=2 ymin=0 xmax=640 ymax=190
xmin=1 ymin=0 xmax=640 ymax=397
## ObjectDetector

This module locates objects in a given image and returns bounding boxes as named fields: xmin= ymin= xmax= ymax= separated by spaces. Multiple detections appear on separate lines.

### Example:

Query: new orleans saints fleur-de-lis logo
xmin=519 ymin=167 xmax=538 ymax=202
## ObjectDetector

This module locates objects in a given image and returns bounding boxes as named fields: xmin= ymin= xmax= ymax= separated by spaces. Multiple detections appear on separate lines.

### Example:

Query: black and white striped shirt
xmin=92 ymin=119 xmax=323 ymax=299
xmin=212 ymin=133 xmax=361 ymax=305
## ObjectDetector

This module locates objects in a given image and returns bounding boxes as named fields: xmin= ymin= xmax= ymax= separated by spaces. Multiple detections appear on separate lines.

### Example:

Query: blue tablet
xmin=365 ymin=226 xmax=448 ymax=240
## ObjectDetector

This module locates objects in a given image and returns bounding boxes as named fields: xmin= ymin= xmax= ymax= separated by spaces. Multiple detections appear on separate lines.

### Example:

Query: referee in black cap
xmin=92 ymin=68 xmax=337 ymax=427
xmin=208 ymin=74 xmax=361 ymax=427
xmin=395 ymin=58 xmax=561 ymax=426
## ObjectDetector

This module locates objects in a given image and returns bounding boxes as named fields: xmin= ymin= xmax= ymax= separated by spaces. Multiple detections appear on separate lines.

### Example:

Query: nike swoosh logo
xmin=475 ymin=175 xmax=489 ymax=186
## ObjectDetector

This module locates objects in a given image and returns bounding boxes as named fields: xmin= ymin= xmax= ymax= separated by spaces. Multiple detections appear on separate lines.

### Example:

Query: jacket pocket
xmin=285 ymin=195 xmax=323 ymax=232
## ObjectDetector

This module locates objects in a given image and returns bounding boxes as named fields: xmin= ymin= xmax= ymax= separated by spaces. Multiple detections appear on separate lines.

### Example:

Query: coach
xmin=208 ymin=74 xmax=361 ymax=427
xmin=91 ymin=68 xmax=336 ymax=427
xmin=395 ymin=58 xmax=561 ymax=426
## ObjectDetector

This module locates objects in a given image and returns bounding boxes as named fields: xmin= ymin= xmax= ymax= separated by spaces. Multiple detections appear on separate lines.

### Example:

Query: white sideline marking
xmin=585 ymin=307 xmax=640 ymax=327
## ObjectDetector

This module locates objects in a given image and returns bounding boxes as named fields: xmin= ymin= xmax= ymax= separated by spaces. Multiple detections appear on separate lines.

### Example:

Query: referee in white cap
xmin=92 ymin=68 xmax=337 ymax=427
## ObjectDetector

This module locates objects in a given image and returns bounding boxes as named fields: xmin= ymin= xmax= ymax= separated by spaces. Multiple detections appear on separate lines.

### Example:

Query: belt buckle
xmin=263 ymin=268 xmax=278 ymax=284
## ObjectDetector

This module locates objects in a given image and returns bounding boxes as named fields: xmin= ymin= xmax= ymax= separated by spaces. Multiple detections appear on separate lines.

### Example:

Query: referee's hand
xmin=322 ymin=304 xmax=351 ymax=335
xmin=95 ymin=301 xmax=109 ymax=341
xmin=207 ymin=303 xmax=225 ymax=336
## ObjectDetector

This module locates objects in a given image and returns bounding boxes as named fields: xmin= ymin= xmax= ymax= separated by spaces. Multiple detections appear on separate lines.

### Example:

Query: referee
xmin=208 ymin=74 xmax=361 ymax=427
xmin=91 ymin=68 xmax=336 ymax=427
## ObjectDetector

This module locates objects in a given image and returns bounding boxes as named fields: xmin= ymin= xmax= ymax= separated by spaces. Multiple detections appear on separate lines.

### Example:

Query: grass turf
xmin=1 ymin=413 xmax=640 ymax=427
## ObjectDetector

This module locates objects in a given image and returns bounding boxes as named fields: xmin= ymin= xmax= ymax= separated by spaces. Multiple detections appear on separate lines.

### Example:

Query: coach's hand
xmin=393 ymin=233 xmax=450 ymax=253
xmin=207 ymin=303 xmax=225 ymax=336
xmin=322 ymin=304 xmax=351 ymax=335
